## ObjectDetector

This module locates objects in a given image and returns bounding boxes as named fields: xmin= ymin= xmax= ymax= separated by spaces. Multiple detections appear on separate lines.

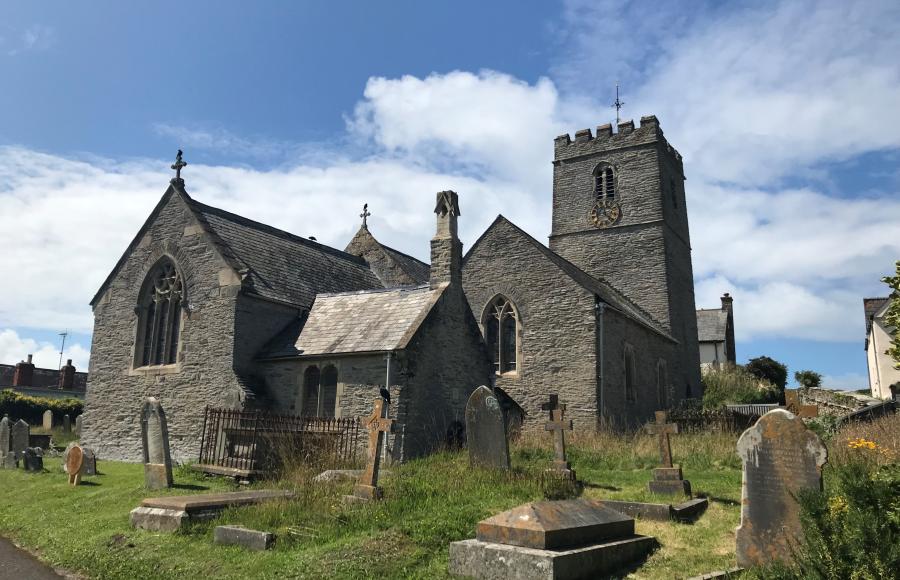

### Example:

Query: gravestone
xmin=1 ymin=453 xmax=15 ymax=469
xmin=81 ymin=447 xmax=98 ymax=476
xmin=0 ymin=416 xmax=9 ymax=456
xmin=465 ymin=386 xmax=510 ymax=470
xmin=42 ymin=410 xmax=53 ymax=430
xmin=348 ymin=397 xmax=399 ymax=501
xmin=450 ymin=499 xmax=656 ymax=579
xmin=645 ymin=411 xmax=691 ymax=496
xmin=11 ymin=419 xmax=29 ymax=458
xmin=63 ymin=414 xmax=72 ymax=433
xmin=66 ymin=444 xmax=84 ymax=485
xmin=735 ymin=409 xmax=827 ymax=568
xmin=141 ymin=397 xmax=173 ymax=490
xmin=75 ymin=414 xmax=83 ymax=438
xmin=542 ymin=394 xmax=575 ymax=480
xmin=22 ymin=447 xmax=43 ymax=472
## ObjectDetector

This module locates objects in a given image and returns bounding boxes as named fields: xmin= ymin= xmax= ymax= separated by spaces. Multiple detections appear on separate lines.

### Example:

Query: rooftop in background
xmin=696 ymin=309 xmax=729 ymax=342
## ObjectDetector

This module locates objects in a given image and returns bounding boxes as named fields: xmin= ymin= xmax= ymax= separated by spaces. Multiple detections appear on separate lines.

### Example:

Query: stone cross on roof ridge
xmin=171 ymin=149 xmax=187 ymax=183
xmin=360 ymin=203 xmax=371 ymax=227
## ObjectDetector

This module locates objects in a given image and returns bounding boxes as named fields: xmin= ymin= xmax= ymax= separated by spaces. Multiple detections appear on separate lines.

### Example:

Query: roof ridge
xmin=315 ymin=284 xmax=430 ymax=298
xmin=189 ymin=198 xmax=370 ymax=267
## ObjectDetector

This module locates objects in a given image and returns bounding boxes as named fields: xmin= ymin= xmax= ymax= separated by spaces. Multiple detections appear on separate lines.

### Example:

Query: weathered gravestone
xmin=348 ymin=397 xmax=398 ymax=502
xmin=141 ymin=397 xmax=173 ymax=490
xmin=42 ymin=410 xmax=53 ymax=430
xmin=465 ymin=386 xmax=510 ymax=470
xmin=64 ymin=441 xmax=97 ymax=479
xmin=450 ymin=498 xmax=656 ymax=579
xmin=735 ymin=409 xmax=827 ymax=568
xmin=11 ymin=419 xmax=29 ymax=458
xmin=63 ymin=414 xmax=71 ymax=433
xmin=645 ymin=411 xmax=691 ymax=496
xmin=0 ymin=416 xmax=12 ymax=469
xmin=75 ymin=414 xmax=83 ymax=438
xmin=22 ymin=447 xmax=43 ymax=472
xmin=66 ymin=444 xmax=83 ymax=485
xmin=542 ymin=394 xmax=575 ymax=480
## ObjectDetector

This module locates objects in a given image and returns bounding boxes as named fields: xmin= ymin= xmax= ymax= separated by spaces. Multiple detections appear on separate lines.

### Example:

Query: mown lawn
xmin=0 ymin=431 xmax=743 ymax=579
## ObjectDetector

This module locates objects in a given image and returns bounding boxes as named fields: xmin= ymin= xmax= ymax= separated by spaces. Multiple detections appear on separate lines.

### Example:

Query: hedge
xmin=0 ymin=389 xmax=83 ymax=425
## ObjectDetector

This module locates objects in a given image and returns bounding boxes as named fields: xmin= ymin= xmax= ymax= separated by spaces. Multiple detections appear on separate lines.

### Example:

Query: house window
xmin=624 ymin=344 xmax=636 ymax=403
xmin=657 ymin=359 xmax=669 ymax=409
xmin=301 ymin=365 xmax=338 ymax=417
xmin=484 ymin=296 xmax=519 ymax=374
xmin=594 ymin=165 xmax=616 ymax=200
xmin=136 ymin=259 xmax=183 ymax=367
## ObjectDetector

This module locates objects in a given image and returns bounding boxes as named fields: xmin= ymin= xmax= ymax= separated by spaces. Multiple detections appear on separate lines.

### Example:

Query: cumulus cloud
xmin=0 ymin=329 xmax=89 ymax=370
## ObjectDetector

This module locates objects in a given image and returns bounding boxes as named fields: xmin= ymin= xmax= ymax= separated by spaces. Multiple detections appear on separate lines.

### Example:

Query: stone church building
xmin=82 ymin=115 xmax=702 ymax=462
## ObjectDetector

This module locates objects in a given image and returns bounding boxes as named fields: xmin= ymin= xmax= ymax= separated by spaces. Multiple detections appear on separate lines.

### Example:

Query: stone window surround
xmin=624 ymin=343 xmax=637 ymax=403
xmin=130 ymin=256 xmax=186 ymax=375
xmin=592 ymin=161 xmax=619 ymax=201
xmin=296 ymin=361 xmax=343 ymax=418
xmin=480 ymin=294 xmax=522 ymax=378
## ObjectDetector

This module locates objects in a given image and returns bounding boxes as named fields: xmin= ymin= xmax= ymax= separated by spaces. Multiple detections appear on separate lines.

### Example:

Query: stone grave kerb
xmin=541 ymin=394 xmax=575 ymax=480
xmin=351 ymin=397 xmax=399 ymax=501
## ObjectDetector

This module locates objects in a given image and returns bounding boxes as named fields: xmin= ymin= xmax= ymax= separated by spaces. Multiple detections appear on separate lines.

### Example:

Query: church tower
xmin=549 ymin=115 xmax=701 ymax=395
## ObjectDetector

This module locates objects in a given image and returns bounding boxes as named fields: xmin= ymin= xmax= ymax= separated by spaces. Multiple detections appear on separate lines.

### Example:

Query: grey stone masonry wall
xmin=233 ymin=294 xmax=302 ymax=394
xmin=82 ymin=187 xmax=248 ymax=463
xmin=463 ymin=218 xmax=600 ymax=430
xmin=550 ymin=116 xmax=701 ymax=397
xmin=344 ymin=226 xmax=423 ymax=287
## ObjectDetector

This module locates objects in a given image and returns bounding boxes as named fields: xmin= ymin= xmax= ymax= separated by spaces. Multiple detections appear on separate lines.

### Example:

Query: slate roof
xmin=863 ymin=297 xmax=889 ymax=334
xmin=696 ymin=309 xmax=729 ymax=342
xmin=187 ymin=198 xmax=384 ymax=307
xmin=466 ymin=216 xmax=674 ymax=342
xmin=381 ymin=244 xmax=431 ymax=285
xmin=260 ymin=285 xmax=446 ymax=358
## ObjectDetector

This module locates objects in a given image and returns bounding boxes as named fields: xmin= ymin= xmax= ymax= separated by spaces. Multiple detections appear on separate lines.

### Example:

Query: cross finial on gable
xmin=171 ymin=149 xmax=187 ymax=183
xmin=360 ymin=203 xmax=371 ymax=227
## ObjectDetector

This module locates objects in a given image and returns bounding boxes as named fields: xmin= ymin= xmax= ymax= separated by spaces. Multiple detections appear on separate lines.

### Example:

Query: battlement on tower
xmin=553 ymin=115 xmax=682 ymax=164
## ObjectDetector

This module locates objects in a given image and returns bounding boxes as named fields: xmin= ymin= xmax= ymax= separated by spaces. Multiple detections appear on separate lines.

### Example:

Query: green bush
xmin=752 ymin=456 xmax=900 ymax=579
xmin=0 ymin=389 xmax=83 ymax=425
xmin=794 ymin=370 xmax=823 ymax=390
xmin=701 ymin=365 xmax=778 ymax=408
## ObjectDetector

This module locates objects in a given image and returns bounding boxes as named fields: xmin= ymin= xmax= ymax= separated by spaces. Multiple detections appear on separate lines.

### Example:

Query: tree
xmin=882 ymin=261 xmax=900 ymax=369
xmin=794 ymin=370 xmax=822 ymax=389
xmin=746 ymin=356 xmax=788 ymax=404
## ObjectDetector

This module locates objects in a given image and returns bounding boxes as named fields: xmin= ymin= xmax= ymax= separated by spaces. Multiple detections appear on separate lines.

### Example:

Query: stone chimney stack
xmin=13 ymin=354 xmax=35 ymax=387
xmin=430 ymin=190 xmax=462 ymax=289
xmin=59 ymin=359 xmax=76 ymax=390
xmin=721 ymin=293 xmax=733 ymax=312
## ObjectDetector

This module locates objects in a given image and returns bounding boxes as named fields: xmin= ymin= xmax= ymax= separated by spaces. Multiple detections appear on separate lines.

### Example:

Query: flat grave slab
xmin=600 ymin=497 xmax=708 ymax=523
xmin=131 ymin=490 xmax=294 ymax=532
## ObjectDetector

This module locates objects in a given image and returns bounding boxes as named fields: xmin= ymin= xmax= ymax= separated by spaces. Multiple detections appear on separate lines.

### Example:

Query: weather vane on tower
xmin=612 ymin=83 xmax=625 ymax=125
xmin=171 ymin=149 xmax=187 ymax=183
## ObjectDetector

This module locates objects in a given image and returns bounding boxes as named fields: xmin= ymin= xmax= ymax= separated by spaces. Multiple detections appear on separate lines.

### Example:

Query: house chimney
xmin=13 ymin=354 xmax=35 ymax=387
xmin=59 ymin=359 xmax=76 ymax=390
xmin=721 ymin=292 xmax=733 ymax=312
xmin=430 ymin=190 xmax=462 ymax=289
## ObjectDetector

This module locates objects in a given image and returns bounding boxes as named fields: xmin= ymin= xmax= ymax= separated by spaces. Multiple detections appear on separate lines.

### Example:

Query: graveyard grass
xmin=0 ymin=430 xmax=745 ymax=579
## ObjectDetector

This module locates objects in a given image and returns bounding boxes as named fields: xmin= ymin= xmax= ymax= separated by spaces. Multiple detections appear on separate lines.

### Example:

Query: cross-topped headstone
xmin=360 ymin=203 xmax=371 ymax=227
xmin=352 ymin=397 xmax=399 ymax=501
xmin=645 ymin=411 xmax=677 ymax=468
xmin=171 ymin=149 xmax=187 ymax=182
xmin=542 ymin=395 xmax=575 ymax=479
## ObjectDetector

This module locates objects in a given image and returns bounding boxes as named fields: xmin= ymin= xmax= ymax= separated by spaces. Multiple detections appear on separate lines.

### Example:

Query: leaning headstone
xmin=11 ymin=419 xmax=29 ymax=458
xmin=66 ymin=444 xmax=84 ymax=485
xmin=735 ymin=409 xmax=827 ymax=568
xmin=63 ymin=414 xmax=72 ymax=433
xmin=43 ymin=410 xmax=53 ymax=430
xmin=22 ymin=447 xmax=44 ymax=472
xmin=347 ymin=397 xmax=398 ymax=502
xmin=141 ymin=397 xmax=173 ymax=490
xmin=450 ymin=499 xmax=656 ymax=579
xmin=645 ymin=411 xmax=691 ymax=496
xmin=75 ymin=414 xmax=83 ymax=438
xmin=541 ymin=394 xmax=575 ymax=480
xmin=465 ymin=386 xmax=510 ymax=470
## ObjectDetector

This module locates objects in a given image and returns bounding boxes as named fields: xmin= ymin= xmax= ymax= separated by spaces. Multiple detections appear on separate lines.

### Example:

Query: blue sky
xmin=1 ymin=0 xmax=899 ymax=390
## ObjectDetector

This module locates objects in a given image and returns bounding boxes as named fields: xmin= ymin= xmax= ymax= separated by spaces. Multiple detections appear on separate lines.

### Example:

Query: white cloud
xmin=7 ymin=24 xmax=55 ymax=56
xmin=0 ymin=329 xmax=89 ymax=370
xmin=821 ymin=372 xmax=869 ymax=391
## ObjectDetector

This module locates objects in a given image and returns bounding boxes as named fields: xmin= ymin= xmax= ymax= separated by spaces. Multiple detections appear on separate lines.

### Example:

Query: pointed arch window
xmin=594 ymin=165 xmax=616 ymax=200
xmin=301 ymin=364 xmax=338 ymax=417
xmin=136 ymin=259 xmax=183 ymax=367
xmin=624 ymin=344 xmax=636 ymax=403
xmin=484 ymin=296 xmax=519 ymax=374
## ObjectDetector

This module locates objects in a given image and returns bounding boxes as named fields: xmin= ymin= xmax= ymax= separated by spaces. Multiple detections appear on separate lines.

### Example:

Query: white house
xmin=864 ymin=296 xmax=900 ymax=400
xmin=697 ymin=293 xmax=736 ymax=370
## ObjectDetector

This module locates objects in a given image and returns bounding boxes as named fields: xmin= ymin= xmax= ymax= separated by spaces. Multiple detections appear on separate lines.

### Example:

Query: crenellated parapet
xmin=554 ymin=115 xmax=682 ymax=166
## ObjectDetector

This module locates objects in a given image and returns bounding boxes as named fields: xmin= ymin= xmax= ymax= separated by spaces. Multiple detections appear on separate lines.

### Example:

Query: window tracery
xmin=484 ymin=296 xmax=519 ymax=374
xmin=136 ymin=260 xmax=183 ymax=367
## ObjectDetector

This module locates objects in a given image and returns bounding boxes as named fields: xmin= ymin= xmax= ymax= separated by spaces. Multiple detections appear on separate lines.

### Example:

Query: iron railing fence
xmin=197 ymin=407 xmax=360 ymax=478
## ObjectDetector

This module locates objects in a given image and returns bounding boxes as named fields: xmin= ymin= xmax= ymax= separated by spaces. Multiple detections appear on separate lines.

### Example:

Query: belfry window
xmin=484 ymin=296 xmax=519 ymax=374
xmin=136 ymin=259 xmax=183 ymax=367
xmin=595 ymin=166 xmax=616 ymax=200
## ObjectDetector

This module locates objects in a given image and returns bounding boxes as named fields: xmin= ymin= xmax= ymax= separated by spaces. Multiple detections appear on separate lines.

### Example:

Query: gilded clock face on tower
xmin=589 ymin=198 xmax=622 ymax=229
